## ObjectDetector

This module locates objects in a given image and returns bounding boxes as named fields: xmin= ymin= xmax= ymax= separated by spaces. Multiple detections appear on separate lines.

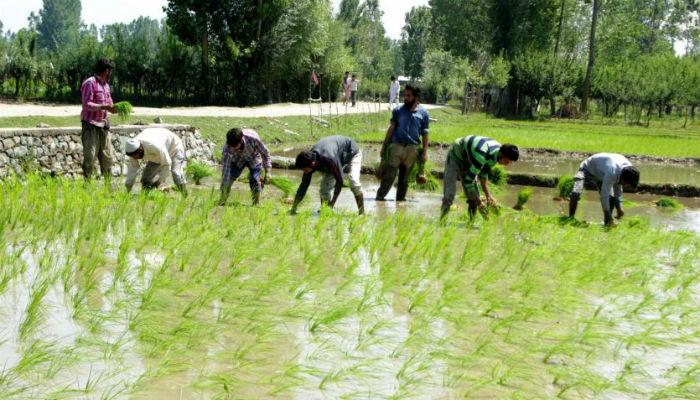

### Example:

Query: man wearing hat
xmin=124 ymin=128 xmax=187 ymax=194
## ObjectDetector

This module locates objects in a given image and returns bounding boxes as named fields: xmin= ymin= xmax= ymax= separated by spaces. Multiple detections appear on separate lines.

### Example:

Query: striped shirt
xmin=221 ymin=129 xmax=271 ymax=182
xmin=80 ymin=76 xmax=113 ymax=125
xmin=448 ymin=136 xmax=501 ymax=188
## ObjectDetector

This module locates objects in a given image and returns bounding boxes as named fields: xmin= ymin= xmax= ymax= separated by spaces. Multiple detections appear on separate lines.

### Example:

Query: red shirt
xmin=80 ymin=75 xmax=113 ymax=125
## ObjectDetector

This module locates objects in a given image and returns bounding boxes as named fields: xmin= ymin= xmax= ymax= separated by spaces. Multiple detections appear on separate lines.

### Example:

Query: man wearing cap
xmin=290 ymin=135 xmax=364 ymax=215
xmin=440 ymin=135 xmax=520 ymax=220
xmin=569 ymin=153 xmax=640 ymax=226
xmin=124 ymin=128 xmax=187 ymax=194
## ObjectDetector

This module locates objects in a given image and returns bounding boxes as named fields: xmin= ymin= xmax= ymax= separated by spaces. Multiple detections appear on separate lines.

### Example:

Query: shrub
xmin=185 ymin=161 xmax=213 ymax=185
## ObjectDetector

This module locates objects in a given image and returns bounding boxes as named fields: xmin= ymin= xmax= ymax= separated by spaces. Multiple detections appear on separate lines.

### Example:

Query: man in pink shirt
xmin=80 ymin=58 xmax=117 ymax=179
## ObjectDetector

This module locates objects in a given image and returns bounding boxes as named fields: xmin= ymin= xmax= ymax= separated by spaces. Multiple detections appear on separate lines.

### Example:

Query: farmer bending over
xmin=440 ymin=136 xmax=519 ymax=220
xmin=219 ymin=128 xmax=272 ymax=206
xmin=569 ymin=153 xmax=640 ymax=226
xmin=291 ymin=135 xmax=364 ymax=215
xmin=124 ymin=128 xmax=187 ymax=195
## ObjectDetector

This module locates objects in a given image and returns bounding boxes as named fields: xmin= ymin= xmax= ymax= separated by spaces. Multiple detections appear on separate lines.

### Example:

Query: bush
xmin=557 ymin=175 xmax=575 ymax=199
xmin=185 ymin=161 xmax=213 ymax=185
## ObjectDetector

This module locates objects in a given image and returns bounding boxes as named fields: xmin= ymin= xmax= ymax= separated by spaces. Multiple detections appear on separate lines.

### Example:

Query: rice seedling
xmin=656 ymin=197 xmax=684 ymax=210
xmin=1 ymin=174 xmax=700 ymax=398
xmin=113 ymin=101 xmax=133 ymax=123
xmin=185 ymin=161 xmax=214 ymax=185
xmin=556 ymin=175 xmax=575 ymax=199
xmin=268 ymin=176 xmax=297 ymax=198
xmin=514 ymin=187 xmax=533 ymax=210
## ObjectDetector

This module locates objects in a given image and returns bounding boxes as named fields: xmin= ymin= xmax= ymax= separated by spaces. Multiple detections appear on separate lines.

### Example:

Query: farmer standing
xmin=349 ymin=75 xmax=360 ymax=107
xmin=440 ymin=136 xmax=519 ymax=220
xmin=569 ymin=153 xmax=640 ymax=226
xmin=80 ymin=58 xmax=117 ymax=179
xmin=342 ymin=71 xmax=351 ymax=106
xmin=124 ymin=128 xmax=187 ymax=195
xmin=219 ymin=128 xmax=272 ymax=206
xmin=291 ymin=135 xmax=364 ymax=215
xmin=389 ymin=76 xmax=400 ymax=109
xmin=376 ymin=85 xmax=430 ymax=202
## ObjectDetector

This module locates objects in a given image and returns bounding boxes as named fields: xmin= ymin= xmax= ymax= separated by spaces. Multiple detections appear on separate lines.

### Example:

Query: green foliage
xmin=655 ymin=197 xmax=683 ymax=210
xmin=514 ymin=187 xmax=533 ymax=210
xmin=400 ymin=6 xmax=435 ymax=78
xmin=185 ymin=161 xmax=213 ymax=185
xmin=268 ymin=177 xmax=296 ymax=198
xmin=37 ymin=0 xmax=81 ymax=52
xmin=557 ymin=175 xmax=575 ymax=199
xmin=488 ymin=164 xmax=508 ymax=186
xmin=113 ymin=101 xmax=133 ymax=122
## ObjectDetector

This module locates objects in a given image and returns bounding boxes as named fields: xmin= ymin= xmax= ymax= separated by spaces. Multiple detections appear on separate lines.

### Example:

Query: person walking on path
xmin=219 ymin=128 xmax=272 ymax=206
xmin=80 ymin=58 xmax=117 ymax=179
xmin=342 ymin=71 xmax=351 ymax=106
xmin=389 ymin=76 xmax=400 ymax=109
xmin=124 ymin=128 xmax=187 ymax=195
xmin=376 ymin=85 xmax=430 ymax=202
xmin=568 ymin=153 xmax=640 ymax=226
xmin=291 ymin=135 xmax=364 ymax=215
xmin=440 ymin=136 xmax=519 ymax=220
xmin=349 ymin=75 xmax=360 ymax=107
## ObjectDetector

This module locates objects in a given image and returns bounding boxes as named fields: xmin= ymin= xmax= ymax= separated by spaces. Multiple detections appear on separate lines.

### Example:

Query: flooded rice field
xmin=273 ymin=144 xmax=700 ymax=186
xmin=2 ymin=176 xmax=700 ymax=399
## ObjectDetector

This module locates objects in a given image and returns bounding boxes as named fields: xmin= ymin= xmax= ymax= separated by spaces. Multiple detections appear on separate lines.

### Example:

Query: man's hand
xmin=485 ymin=194 xmax=499 ymax=208
xmin=105 ymin=105 xmax=117 ymax=114
xmin=263 ymin=170 xmax=271 ymax=185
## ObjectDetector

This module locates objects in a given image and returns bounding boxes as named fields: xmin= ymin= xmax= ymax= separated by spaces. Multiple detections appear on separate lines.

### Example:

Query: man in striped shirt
xmin=219 ymin=128 xmax=272 ymax=206
xmin=80 ymin=58 xmax=118 ymax=179
xmin=440 ymin=135 xmax=520 ymax=220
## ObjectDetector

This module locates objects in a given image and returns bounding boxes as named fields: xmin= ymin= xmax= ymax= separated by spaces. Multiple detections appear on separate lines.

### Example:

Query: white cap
xmin=125 ymin=138 xmax=140 ymax=154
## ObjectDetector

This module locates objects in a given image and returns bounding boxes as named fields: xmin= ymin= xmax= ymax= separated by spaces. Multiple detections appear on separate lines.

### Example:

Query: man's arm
xmin=420 ymin=110 xmax=430 ymax=161
xmin=327 ymin=158 xmax=345 ymax=208
xmin=479 ymin=176 xmax=497 ymax=206
xmin=291 ymin=172 xmax=313 ymax=213
xmin=82 ymin=81 xmax=102 ymax=112
xmin=256 ymin=138 xmax=273 ymax=181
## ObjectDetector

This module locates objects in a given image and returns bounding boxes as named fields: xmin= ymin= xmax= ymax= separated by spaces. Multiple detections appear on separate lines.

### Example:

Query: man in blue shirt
xmin=376 ymin=85 xmax=430 ymax=201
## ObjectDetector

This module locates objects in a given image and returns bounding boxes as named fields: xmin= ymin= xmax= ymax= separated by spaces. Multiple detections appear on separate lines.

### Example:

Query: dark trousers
xmin=351 ymin=91 xmax=357 ymax=107
xmin=81 ymin=121 xmax=113 ymax=178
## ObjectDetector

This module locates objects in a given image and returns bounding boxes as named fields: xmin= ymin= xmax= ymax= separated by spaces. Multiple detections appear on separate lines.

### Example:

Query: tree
xmin=580 ymin=0 xmax=601 ymax=115
xmin=37 ymin=0 xmax=81 ymax=52
xmin=400 ymin=6 xmax=434 ymax=78
xmin=429 ymin=0 xmax=492 ymax=59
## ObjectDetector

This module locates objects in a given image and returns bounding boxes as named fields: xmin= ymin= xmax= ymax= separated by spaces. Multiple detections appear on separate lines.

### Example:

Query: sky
xmin=0 ymin=0 xmax=427 ymax=40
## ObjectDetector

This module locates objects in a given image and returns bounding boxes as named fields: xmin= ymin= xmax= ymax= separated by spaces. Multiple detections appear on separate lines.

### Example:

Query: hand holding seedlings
xmin=440 ymin=135 xmax=519 ymax=221
xmin=567 ymin=153 xmax=640 ymax=226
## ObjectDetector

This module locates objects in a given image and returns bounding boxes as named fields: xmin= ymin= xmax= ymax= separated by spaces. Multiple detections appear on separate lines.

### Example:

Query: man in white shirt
xmin=124 ymin=128 xmax=187 ymax=195
xmin=389 ymin=76 xmax=400 ymax=109
xmin=349 ymin=74 xmax=360 ymax=107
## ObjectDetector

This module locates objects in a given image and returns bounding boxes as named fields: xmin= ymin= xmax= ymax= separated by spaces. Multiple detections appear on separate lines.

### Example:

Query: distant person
xmin=219 ymin=128 xmax=272 ymax=206
xmin=291 ymin=135 xmax=364 ymax=215
xmin=569 ymin=153 xmax=640 ymax=226
xmin=80 ymin=57 xmax=117 ymax=179
xmin=440 ymin=136 xmax=519 ymax=220
xmin=342 ymin=71 xmax=351 ymax=106
xmin=389 ymin=76 xmax=400 ymax=109
xmin=124 ymin=128 xmax=187 ymax=195
xmin=376 ymin=85 xmax=429 ymax=202
xmin=349 ymin=74 xmax=360 ymax=107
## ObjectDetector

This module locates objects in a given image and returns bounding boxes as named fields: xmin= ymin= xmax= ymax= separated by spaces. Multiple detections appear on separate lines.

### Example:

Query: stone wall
xmin=0 ymin=124 xmax=217 ymax=178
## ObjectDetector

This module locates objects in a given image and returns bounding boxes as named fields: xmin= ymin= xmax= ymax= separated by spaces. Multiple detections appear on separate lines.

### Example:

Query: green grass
xmin=3 ymin=108 xmax=700 ymax=157
xmin=1 ymin=176 xmax=700 ymax=398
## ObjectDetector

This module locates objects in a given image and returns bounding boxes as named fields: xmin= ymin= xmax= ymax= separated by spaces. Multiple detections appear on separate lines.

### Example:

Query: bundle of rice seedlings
xmin=556 ymin=175 xmax=575 ymax=199
xmin=113 ymin=101 xmax=133 ymax=122
xmin=655 ymin=197 xmax=683 ymax=210
xmin=514 ymin=187 xmax=533 ymax=210
xmin=268 ymin=176 xmax=296 ymax=198
xmin=185 ymin=161 xmax=213 ymax=185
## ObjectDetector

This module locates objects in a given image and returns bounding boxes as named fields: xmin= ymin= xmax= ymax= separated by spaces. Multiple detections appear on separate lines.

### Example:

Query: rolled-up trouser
xmin=320 ymin=151 xmax=363 ymax=203
xmin=376 ymin=143 xmax=419 ymax=201
xmin=141 ymin=151 xmax=187 ymax=189
xmin=81 ymin=121 xmax=113 ymax=178
xmin=442 ymin=152 xmax=479 ymax=210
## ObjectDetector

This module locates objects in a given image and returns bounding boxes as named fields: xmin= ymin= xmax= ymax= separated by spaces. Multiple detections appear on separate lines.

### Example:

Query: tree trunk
xmin=580 ymin=0 xmax=601 ymax=116
xmin=201 ymin=20 xmax=210 ymax=102
xmin=257 ymin=0 xmax=263 ymax=41
xmin=551 ymin=0 xmax=566 ymax=116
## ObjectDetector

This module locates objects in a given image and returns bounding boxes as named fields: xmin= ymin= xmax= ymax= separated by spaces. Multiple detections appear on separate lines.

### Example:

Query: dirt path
xmin=0 ymin=101 xmax=442 ymax=118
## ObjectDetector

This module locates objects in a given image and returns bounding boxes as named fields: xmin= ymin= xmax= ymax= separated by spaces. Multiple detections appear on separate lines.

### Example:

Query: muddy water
xmin=271 ymin=168 xmax=700 ymax=234
xmin=272 ymin=144 xmax=700 ymax=185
